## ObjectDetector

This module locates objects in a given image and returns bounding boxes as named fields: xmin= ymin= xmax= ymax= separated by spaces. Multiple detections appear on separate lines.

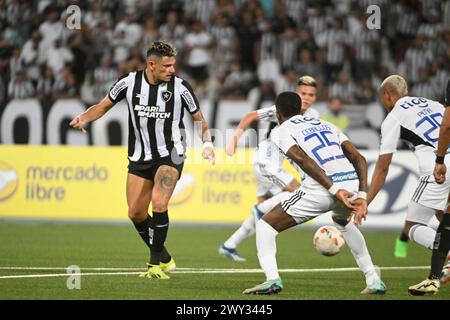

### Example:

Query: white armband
xmin=357 ymin=191 xmax=367 ymax=200
xmin=328 ymin=184 xmax=338 ymax=196
xmin=202 ymin=141 xmax=214 ymax=150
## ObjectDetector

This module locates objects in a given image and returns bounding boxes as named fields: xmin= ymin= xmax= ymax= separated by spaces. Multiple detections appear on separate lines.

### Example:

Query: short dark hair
xmin=275 ymin=92 xmax=302 ymax=118
xmin=146 ymin=41 xmax=177 ymax=58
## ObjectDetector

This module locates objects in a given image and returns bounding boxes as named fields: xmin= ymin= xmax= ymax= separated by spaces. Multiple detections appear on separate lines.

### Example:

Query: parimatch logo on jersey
xmin=134 ymin=105 xmax=171 ymax=119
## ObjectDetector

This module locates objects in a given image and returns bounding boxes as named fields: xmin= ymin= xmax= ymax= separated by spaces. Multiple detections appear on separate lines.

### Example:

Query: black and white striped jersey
xmin=108 ymin=70 xmax=199 ymax=163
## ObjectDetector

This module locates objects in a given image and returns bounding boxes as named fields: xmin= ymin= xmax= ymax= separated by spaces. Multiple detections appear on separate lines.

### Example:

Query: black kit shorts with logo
xmin=128 ymin=154 xmax=185 ymax=181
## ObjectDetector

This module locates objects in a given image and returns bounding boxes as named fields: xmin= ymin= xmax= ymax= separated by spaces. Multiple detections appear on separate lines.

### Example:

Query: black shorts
xmin=128 ymin=155 xmax=185 ymax=181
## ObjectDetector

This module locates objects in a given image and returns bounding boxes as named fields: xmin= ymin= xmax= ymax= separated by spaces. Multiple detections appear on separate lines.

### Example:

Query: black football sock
xmin=429 ymin=213 xmax=450 ymax=279
xmin=132 ymin=214 xmax=171 ymax=263
xmin=160 ymin=247 xmax=172 ymax=264
xmin=150 ymin=211 xmax=169 ymax=265
xmin=399 ymin=231 xmax=409 ymax=242
xmin=132 ymin=214 xmax=152 ymax=247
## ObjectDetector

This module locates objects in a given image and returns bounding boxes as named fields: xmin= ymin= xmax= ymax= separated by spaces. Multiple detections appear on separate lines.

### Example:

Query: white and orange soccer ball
xmin=313 ymin=226 xmax=345 ymax=256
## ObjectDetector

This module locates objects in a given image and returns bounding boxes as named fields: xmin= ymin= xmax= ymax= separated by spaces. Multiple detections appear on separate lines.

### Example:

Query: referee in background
xmin=70 ymin=41 xmax=215 ymax=279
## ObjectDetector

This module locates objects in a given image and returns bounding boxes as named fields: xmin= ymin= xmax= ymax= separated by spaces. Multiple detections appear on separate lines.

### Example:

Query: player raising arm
xmin=226 ymin=75 xmax=319 ymax=156
xmin=70 ymin=41 xmax=214 ymax=280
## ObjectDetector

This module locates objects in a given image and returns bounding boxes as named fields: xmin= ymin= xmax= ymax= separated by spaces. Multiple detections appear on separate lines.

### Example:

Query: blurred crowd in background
xmin=0 ymin=0 xmax=449 ymax=113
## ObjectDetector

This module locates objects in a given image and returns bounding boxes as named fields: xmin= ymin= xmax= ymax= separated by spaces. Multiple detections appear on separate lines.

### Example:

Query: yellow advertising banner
xmin=0 ymin=146 xmax=299 ymax=222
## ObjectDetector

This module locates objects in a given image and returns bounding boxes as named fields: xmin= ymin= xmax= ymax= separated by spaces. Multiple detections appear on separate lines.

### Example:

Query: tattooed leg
xmin=148 ymin=165 xmax=179 ymax=265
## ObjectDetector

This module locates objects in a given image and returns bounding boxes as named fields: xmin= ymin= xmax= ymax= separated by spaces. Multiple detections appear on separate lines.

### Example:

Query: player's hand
xmin=433 ymin=163 xmax=446 ymax=184
xmin=335 ymin=189 xmax=357 ymax=210
xmin=348 ymin=198 xmax=367 ymax=226
xmin=70 ymin=115 xmax=87 ymax=133
xmin=202 ymin=142 xmax=215 ymax=165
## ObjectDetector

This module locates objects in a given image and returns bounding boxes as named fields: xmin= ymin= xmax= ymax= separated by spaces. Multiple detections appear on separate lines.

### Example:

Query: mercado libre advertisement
xmin=0 ymin=145 xmax=426 ymax=229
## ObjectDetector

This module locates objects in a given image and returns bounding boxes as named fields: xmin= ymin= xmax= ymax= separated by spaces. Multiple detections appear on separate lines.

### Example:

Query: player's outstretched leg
xmin=219 ymin=214 xmax=255 ymax=262
xmin=219 ymin=194 xmax=290 ymax=262
xmin=219 ymin=244 xmax=246 ymax=262
xmin=243 ymin=219 xmax=283 ymax=295
xmin=333 ymin=219 xmax=387 ymax=294
xmin=243 ymin=204 xmax=297 ymax=295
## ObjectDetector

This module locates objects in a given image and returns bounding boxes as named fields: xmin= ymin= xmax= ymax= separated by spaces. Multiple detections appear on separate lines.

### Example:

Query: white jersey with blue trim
xmin=253 ymin=126 xmax=285 ymax=169
xmin=380 ymin=96 xmax=448 ymax=175
xmin=253 ymin=105 xmax=320 ymax=168
xmin=272 ymin=114 xmax=357 ymax=195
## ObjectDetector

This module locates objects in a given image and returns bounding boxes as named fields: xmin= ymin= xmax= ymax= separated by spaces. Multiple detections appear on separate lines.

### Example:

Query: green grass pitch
xmin=0 ymin=221 xmax=448 ymax=300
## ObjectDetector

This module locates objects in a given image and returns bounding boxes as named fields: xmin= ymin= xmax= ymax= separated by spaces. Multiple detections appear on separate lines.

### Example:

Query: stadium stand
xmin=0 ymin=0 xmax=448 ymax=147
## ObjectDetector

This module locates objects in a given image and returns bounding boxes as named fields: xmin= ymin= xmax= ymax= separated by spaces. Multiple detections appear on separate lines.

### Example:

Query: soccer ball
xmin=313 ymin=226 xmax=345 ymax=256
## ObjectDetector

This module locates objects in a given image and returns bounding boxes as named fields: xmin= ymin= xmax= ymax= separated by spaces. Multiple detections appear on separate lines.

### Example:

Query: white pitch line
xmin=0 ymin=267 xmax=253 ymax=271
xmin=0 ymin=266 xmax=430 ymax=271
xmin=0 ymin=272 xmax=140 ymax=279
xmin=0 ymin=267 xmax=145 ymax=271
xmin=0 ymin=266 xmax=429 ymax=280
xmin=173 ymin=266 xmax=430 ymax=274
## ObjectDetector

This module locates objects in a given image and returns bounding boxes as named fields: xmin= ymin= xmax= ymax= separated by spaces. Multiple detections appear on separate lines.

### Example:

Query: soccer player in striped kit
xmin=70 ymin=41 xmax=215 ymax=279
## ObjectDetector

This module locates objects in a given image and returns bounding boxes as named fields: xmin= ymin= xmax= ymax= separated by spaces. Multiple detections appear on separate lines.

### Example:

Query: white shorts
xmin=411 ymin=174 xmax=450 ymax=211
xmin=253 ymin=162 xmax=295 ymax=197
xmin=406 ymin=201 xmax=437 ymax=225
xmin=280 ymin=187 xmax=355 ymax=224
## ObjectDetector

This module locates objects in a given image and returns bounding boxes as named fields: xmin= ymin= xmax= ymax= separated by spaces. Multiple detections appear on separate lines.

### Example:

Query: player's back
xmin=381 ymin=96 xmax=448 ymax=174
xmin=253 ymin=106 xmax=319 ymax=168
xmin=274 ymin=115 xmax=357 ymax=194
